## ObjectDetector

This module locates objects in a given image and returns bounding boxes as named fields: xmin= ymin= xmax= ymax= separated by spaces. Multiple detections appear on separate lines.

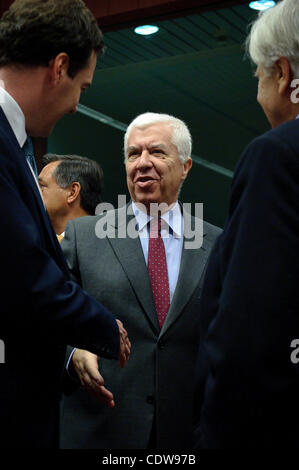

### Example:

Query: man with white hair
xmin=194 ymin=0 xmax=299 ymax=448
xmin=60 ymin=112 xmax=221 ymax=449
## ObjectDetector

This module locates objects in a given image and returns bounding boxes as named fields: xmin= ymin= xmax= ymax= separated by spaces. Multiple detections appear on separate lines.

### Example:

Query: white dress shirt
xmin=0 ymin=85 xmax=27 ymax=147
xmin=132 ymin=200 xmax=184 ymax=303
xmin=0 ymin=85 xmax=44 ymax=199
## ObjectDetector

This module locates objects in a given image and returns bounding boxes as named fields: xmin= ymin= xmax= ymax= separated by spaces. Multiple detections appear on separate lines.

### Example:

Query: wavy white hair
xmin=246 ymin=0 xmax=299 ymax=77
xmin=124 ymin=112 xmax=192 ymax=164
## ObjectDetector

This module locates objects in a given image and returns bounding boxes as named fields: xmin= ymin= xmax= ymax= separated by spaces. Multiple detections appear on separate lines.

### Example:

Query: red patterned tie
xmin=148 ymin=217 xmax=170 ymax=328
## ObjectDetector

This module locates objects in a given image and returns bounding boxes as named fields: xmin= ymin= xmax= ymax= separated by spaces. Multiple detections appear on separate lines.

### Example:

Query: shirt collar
xmin=0 ymin=86 xmax=27 ymax=147
xmin=131 ymin=200 xmax=183 ymax=238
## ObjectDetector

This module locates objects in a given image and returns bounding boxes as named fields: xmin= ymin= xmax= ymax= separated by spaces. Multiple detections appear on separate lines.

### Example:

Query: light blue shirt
xmin=132 ymin=201 xmax=184 ymax=303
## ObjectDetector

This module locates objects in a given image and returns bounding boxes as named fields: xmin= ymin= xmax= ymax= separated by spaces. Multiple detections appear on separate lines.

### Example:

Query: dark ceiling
xmin=0 ymin=0 xmax=269 ymax=228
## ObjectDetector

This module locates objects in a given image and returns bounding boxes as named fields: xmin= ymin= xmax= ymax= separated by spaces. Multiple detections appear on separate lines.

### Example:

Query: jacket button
xmin=158 ymin=340 xmax=166 ymax=350
xmin=146 ymin=395 xmax=154 ymax=405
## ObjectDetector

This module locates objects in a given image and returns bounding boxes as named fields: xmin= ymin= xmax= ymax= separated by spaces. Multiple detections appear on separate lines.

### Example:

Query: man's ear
xmin=181 ymin=157 xmax=193 ymax=181
xmin=48 ymin=53 xmax=70 ymax=86
xmin=67 ymin=182 xmax=81 ymax=205
xmin=276 ymin=57 xmax=293 ymax=95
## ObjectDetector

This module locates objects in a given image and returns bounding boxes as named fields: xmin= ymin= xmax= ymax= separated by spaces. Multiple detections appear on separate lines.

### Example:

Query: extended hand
xmin=71 ymin=349 xmax=115 ymax=407
xmin=116 ymin=319 xmax=131 ymax=368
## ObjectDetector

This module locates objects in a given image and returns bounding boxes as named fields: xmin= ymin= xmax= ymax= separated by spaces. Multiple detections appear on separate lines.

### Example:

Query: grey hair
xmin=124 ymin=112 xmax=192 ymax=164
xmin=246 ymin=0 xmax=299 ymax=77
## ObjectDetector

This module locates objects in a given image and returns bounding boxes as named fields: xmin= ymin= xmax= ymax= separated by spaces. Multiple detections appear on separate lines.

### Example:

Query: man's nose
xmin=136 ymin=150 xmax=152 ymax=169
xmin=69 ymin=105 xmax=77 ymax=115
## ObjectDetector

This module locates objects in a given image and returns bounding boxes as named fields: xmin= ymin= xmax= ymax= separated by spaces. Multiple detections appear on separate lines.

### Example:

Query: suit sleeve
xmin=60 ymin=220 xmax=87 ymax=393
xmin=196 ymin=133 xmax=299 ymax=447
xmin=0 ymin=167 xmax=119 ymax=360
xmin=61 ymin=219 xmax=81 ymax=285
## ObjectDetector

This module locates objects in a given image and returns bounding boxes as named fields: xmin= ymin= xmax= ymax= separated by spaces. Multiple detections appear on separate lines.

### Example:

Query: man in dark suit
xmin=38 ymin=153 xmax=104 ymax=238
xmin=194 ymin=0 xmax=299 ymax=448
xmin=0 ymin=0 xmax=130 ymax=448
xmin=60 ymin=112 xmax=221 ymax=449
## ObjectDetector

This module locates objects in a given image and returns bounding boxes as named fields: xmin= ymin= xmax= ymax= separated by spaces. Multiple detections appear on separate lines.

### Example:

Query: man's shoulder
xmin=233 ymin=119 xmax=299 ymax=184
xmin=202 ymin=220 xmax=222 ymax=240
xmin=249 ymin=119 xmax=299 ymax=155
xmin=180 ymin=203 xmax=222 ymax=244
xmin=68 ymin=214 xmax=99 ymax=229
xmin=266 ymin=117 xmax=299 ymax=139
xmin=67 ymin=206 xmax=127 ymax=235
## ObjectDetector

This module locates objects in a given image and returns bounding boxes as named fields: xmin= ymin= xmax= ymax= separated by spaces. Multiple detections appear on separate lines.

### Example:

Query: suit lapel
xmin=0 ymin=107 xmax=69 ymax=273
xmin=160 ymin=212 xmax=210 ymax=337
xmin=106 ymin=204 xmax=160 ymax=334
xmin=23 ymin=160 xmax=69 ymax=273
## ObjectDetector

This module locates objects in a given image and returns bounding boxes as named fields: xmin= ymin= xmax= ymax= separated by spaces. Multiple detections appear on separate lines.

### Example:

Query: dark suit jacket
xmin=194 ymin=119 xmax=299 ymax=448
xmin=0 ymin=107 xmax=120 ymax=448
xmin=60 ymin=204 xmax=221 ymax=449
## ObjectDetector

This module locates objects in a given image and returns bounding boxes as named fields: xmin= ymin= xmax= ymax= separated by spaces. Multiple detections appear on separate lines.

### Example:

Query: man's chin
xmin=135 ymin=193 xmax=158 ymax=206
xmin=44 ymin=124 xmax=55 ymax=138
xmin=29 ymin=126 xmax=55 ymax=139
xmin=134 ymin=195 xmax=173 ymax=213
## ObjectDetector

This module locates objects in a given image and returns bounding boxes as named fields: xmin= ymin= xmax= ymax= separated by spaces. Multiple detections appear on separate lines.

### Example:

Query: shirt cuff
xmin=66 ymin=348 xmax=80 ymax=382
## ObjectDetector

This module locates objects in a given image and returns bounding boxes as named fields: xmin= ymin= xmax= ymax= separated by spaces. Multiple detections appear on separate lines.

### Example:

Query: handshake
xmin=70 ymin=318 xmax=131 ymax=408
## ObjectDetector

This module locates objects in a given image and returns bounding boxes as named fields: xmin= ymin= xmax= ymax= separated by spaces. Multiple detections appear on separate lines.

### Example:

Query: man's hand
xmin=116 ymin=319 xmax=131 ymax=368
xmin=70 ymin=320 xmax=130 ymax=405
xmin=71 ymin=349 xmax=115 ymax=407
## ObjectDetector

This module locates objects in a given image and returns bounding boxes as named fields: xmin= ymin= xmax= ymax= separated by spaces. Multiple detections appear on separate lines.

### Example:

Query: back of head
xmin=0 ymin=0 xmax=104 ymax=77
xmin=124 ymin=112 xmax=192 ymax=164
xmin=43 ymin=154 xmax=104 ymax=215
xmin=247 ymin=0 xmax=299 ymax=77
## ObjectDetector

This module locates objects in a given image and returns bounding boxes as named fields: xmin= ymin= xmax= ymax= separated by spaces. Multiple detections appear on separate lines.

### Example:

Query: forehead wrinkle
xmin=148 ymin=143 xmax=168 ymax=150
